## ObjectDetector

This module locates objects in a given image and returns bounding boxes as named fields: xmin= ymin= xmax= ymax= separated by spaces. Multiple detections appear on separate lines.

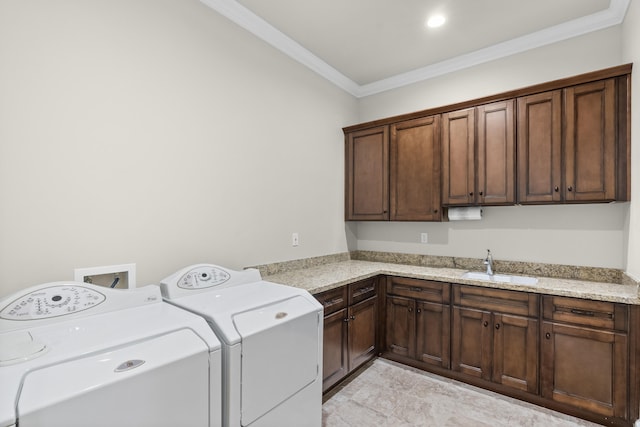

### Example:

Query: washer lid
xmin=0 ymin=331 xmax=47 ymax=366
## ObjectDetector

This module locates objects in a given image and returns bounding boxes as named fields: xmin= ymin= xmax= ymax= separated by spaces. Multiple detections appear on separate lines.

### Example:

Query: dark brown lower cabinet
xmin=541 ymin=296 xmax=630 ymax=420
xmin=315 ymin=277 xmax=379 ymax=392
xmin=321 ymin=302 xmax=348 ymax=391
xmin=451 ymin=285 xmax=539 ymax=394
xmin=385 ymin=277 xmax=450 ymax=369
xmin=348 ymin=294 xmax=378 ymax=369
xmin=320 ymin=276 xmax=639 ymax=426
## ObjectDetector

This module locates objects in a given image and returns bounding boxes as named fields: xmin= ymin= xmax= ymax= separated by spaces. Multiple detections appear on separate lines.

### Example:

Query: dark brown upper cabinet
xmin=390 ymin=115 xmax=442 ymax=221
xmin=442 ymin=100 xmax=515 ymax=206
xmin=517 ymin=90 xmax=563 ymax=203
xmin=442 ymin=108 xmax=475 ymax=206
xmin=345 ymin=115 xmax=442 ymax=222
xmin=344 ymin=64 xmax=631 ymax=214
xmin=517 ymin=77 xmax=629 ymax=204
xmin=345 ymin=126 xmax=389 ymax=220
xmin=477 ymin=101 xmax=516 ymax=205
xmin=564 ymin=79 xmax=616 ymax=202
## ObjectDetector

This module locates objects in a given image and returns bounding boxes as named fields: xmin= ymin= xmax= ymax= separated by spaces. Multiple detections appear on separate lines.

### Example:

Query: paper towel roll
xmin=448 ymin=206 xmax=483 ymax=221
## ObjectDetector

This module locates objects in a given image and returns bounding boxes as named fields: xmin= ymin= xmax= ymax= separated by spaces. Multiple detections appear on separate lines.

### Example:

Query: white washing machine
xmin=160 ymin=264 xmax=323 ymax=427
xmin=0 ymin=281 xmax=222 ymax=427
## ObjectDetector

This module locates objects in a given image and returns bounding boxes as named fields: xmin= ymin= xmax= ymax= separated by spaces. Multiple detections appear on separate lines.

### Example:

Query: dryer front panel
xmin=233 ymin=296 xmax=321 ymax=426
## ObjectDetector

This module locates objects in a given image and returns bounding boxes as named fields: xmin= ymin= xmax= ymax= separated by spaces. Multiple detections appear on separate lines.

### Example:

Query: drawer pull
xmin=545 ymin=332 xmax=551 ymax=339
xmin=393 ymin=285 xmax=429 ymax=293
xmin=352 ymin=286 xmax=375 ymax=297
xmin=483 ymin=321 xmax=489 ymax=327
xmin=495 ymin=323 xmax=500 ymax=330
xmin=323 ymin=297 xmax=344 ymax=307
xmin=570 ymin=308 xmax=596 ymax=317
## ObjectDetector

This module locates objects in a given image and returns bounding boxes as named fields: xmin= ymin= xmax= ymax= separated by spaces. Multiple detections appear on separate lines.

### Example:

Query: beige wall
xmin=0 ymin=1 xmax=635 ymax=299
xmin=622 ymin=0 xmax=639 ymax=280
xmin=0 ymin=0 xmax=358 ymax=297
xmin=351 ymin=26 xmax=632 ymax=271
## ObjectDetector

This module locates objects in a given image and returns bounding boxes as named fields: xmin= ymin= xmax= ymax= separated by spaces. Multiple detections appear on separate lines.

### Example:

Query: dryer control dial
xmin=178 ymin=266 xmax=230 ymax=289
xmin=0 ymin=285 xmax=106 ymax=320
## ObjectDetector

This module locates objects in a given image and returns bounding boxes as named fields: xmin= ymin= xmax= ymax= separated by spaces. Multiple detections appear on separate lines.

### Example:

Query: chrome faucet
xmin=484 ymin=249 xmax=494 ymax=275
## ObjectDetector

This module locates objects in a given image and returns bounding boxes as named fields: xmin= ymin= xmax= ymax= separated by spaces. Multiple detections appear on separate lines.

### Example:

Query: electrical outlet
xmin=292 ymin=233 xmax=299 ymax=247
xmin=420 ymin=233 xmax=428 ymax=244
xmin=74 ymin=263 xmax=136 ymax=289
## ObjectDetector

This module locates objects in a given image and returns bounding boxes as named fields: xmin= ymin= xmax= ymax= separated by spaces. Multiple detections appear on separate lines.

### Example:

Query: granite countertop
xmin=264 ymin=260 xmax=640 ymax=305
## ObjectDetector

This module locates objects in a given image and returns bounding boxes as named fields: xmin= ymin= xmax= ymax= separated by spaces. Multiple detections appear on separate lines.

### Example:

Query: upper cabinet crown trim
xmin=343 ymin=64 xmax=632 ymax=133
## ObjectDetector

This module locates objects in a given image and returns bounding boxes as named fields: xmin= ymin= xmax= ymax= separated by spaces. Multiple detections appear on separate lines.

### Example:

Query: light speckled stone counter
xmin=264 ymin=260 xmax=640 ymax=305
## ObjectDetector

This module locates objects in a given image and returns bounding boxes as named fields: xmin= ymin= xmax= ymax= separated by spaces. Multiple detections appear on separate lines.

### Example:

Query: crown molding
xmin=200 ymin=0 xmax=630 ymax=98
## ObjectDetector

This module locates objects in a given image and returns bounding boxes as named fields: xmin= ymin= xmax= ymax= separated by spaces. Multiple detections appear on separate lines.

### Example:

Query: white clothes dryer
xmin=0 ymin=281 xmax=222 ymax=427
xmin=160 ymin=264 xmax=323 ymax=427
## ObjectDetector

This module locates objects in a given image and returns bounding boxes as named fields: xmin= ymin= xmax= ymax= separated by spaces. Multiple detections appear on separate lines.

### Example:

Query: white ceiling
xmin=199 ymin=0 xmax=630 ymax=97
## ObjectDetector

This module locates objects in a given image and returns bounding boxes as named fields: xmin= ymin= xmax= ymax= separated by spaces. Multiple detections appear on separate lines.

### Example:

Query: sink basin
xmin=462 ymin=271 xmax=538 ymax=285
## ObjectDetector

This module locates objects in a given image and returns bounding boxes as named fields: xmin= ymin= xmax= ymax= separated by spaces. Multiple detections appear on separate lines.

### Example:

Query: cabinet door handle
xmin=554 ymin=186 xmax=559 ymax=192
xmin=434 ymin=209 xmax=438 ymax=213
xmin=350 ymin=315 xmax=356 ymax=320
xmin=567 ymin=186 xmax=573 ymax=192
xmin=479 ymin=191 xmax=483 ymax=196
xmin=416 ymin=308 xmax=422 ymax=313
xmin=408 ymin=307 xmax=413 ymax=313
xmin=495 ymin=323 xmax=500 ymax=330
xmin=343 ymin=318 xmax=350 ymax=322
xmin=545 ymin=332 xmax=551 ymax=339
xmin=469 ymin=192 xmax=474 ymax=196
xmin=483 ymin=321 xmax=489 ymax=327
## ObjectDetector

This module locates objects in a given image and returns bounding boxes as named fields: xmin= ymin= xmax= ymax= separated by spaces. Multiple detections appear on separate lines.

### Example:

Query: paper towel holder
xmin=447 ymin=206 xmax=483 ymax=221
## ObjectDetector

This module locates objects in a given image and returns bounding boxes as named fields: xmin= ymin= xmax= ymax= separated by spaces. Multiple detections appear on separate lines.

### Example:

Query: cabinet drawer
xmin=349 ymin=278 xmax=378 ymax=305
xmin=453 ymin=285 xmax=538 ymax=317
xmin=543 ymin=296 xmax=628 ymax=331
xmin=386 ymin=277 xmax=450 ymax=304
xmin=315 ymin=286 xmax=348 ymax=316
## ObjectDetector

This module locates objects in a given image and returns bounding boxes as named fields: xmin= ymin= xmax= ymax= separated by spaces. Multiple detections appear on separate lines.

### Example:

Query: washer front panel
xmin=0 ymin=285 xmax=105 ymax=320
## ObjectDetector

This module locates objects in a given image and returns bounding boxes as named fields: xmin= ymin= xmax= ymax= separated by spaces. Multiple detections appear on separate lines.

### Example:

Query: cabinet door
xmin=451 ymin=306 xmax=492 ymax=380
xmin=476 ymin=100 xmax=515 ymax=205
xmin=415 ymin=300 xmax=450 ymax=368
xmin=492 ymin=313 xmax=538 ymax=393
xmin=348 ymin=296 xmax=378 ymax=371
xmin=517 ymin=90 xmax=562 ymax=203
xmin=345 ymin=126 xmax=389 ymax=220
xmin=564 ymin=79 xmax=616 ymax=202
xmin=541 ymin=321 xmax=628 ymax=418
xmin=322 ymin=308 xmax=348 ymax=391
xmin=385 ymin=296 xmax=415 ymax=359
xmin=442 ymin=108 xmax=475 ymax=206
xmin=390 ymin=115 xmax=442 ymax=221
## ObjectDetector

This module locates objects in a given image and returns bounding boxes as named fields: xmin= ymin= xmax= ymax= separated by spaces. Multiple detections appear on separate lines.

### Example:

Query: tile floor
xmin=322 ymin=358 xmax=599 ymax=427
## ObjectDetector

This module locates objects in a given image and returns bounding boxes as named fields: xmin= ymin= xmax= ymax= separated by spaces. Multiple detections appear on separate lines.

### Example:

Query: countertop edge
xmin=263 ymin=261 xmax=640 ymax=305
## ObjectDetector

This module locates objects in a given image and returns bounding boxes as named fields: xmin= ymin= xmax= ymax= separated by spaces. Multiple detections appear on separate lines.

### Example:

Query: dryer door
xmin=233 ymin=296 xmax=321 ymax=426
xmin=17 ymin=329 xmax=211 ymax=427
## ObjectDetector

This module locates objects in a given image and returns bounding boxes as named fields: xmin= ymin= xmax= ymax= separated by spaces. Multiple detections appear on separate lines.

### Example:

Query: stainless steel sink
xmin=462 ymin=271 xmax=538 ymax=285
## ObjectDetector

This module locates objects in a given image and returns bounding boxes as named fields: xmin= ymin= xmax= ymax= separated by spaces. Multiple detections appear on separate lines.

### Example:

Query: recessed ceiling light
xmin=426 ymin=14 xmax=446 ymax=28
